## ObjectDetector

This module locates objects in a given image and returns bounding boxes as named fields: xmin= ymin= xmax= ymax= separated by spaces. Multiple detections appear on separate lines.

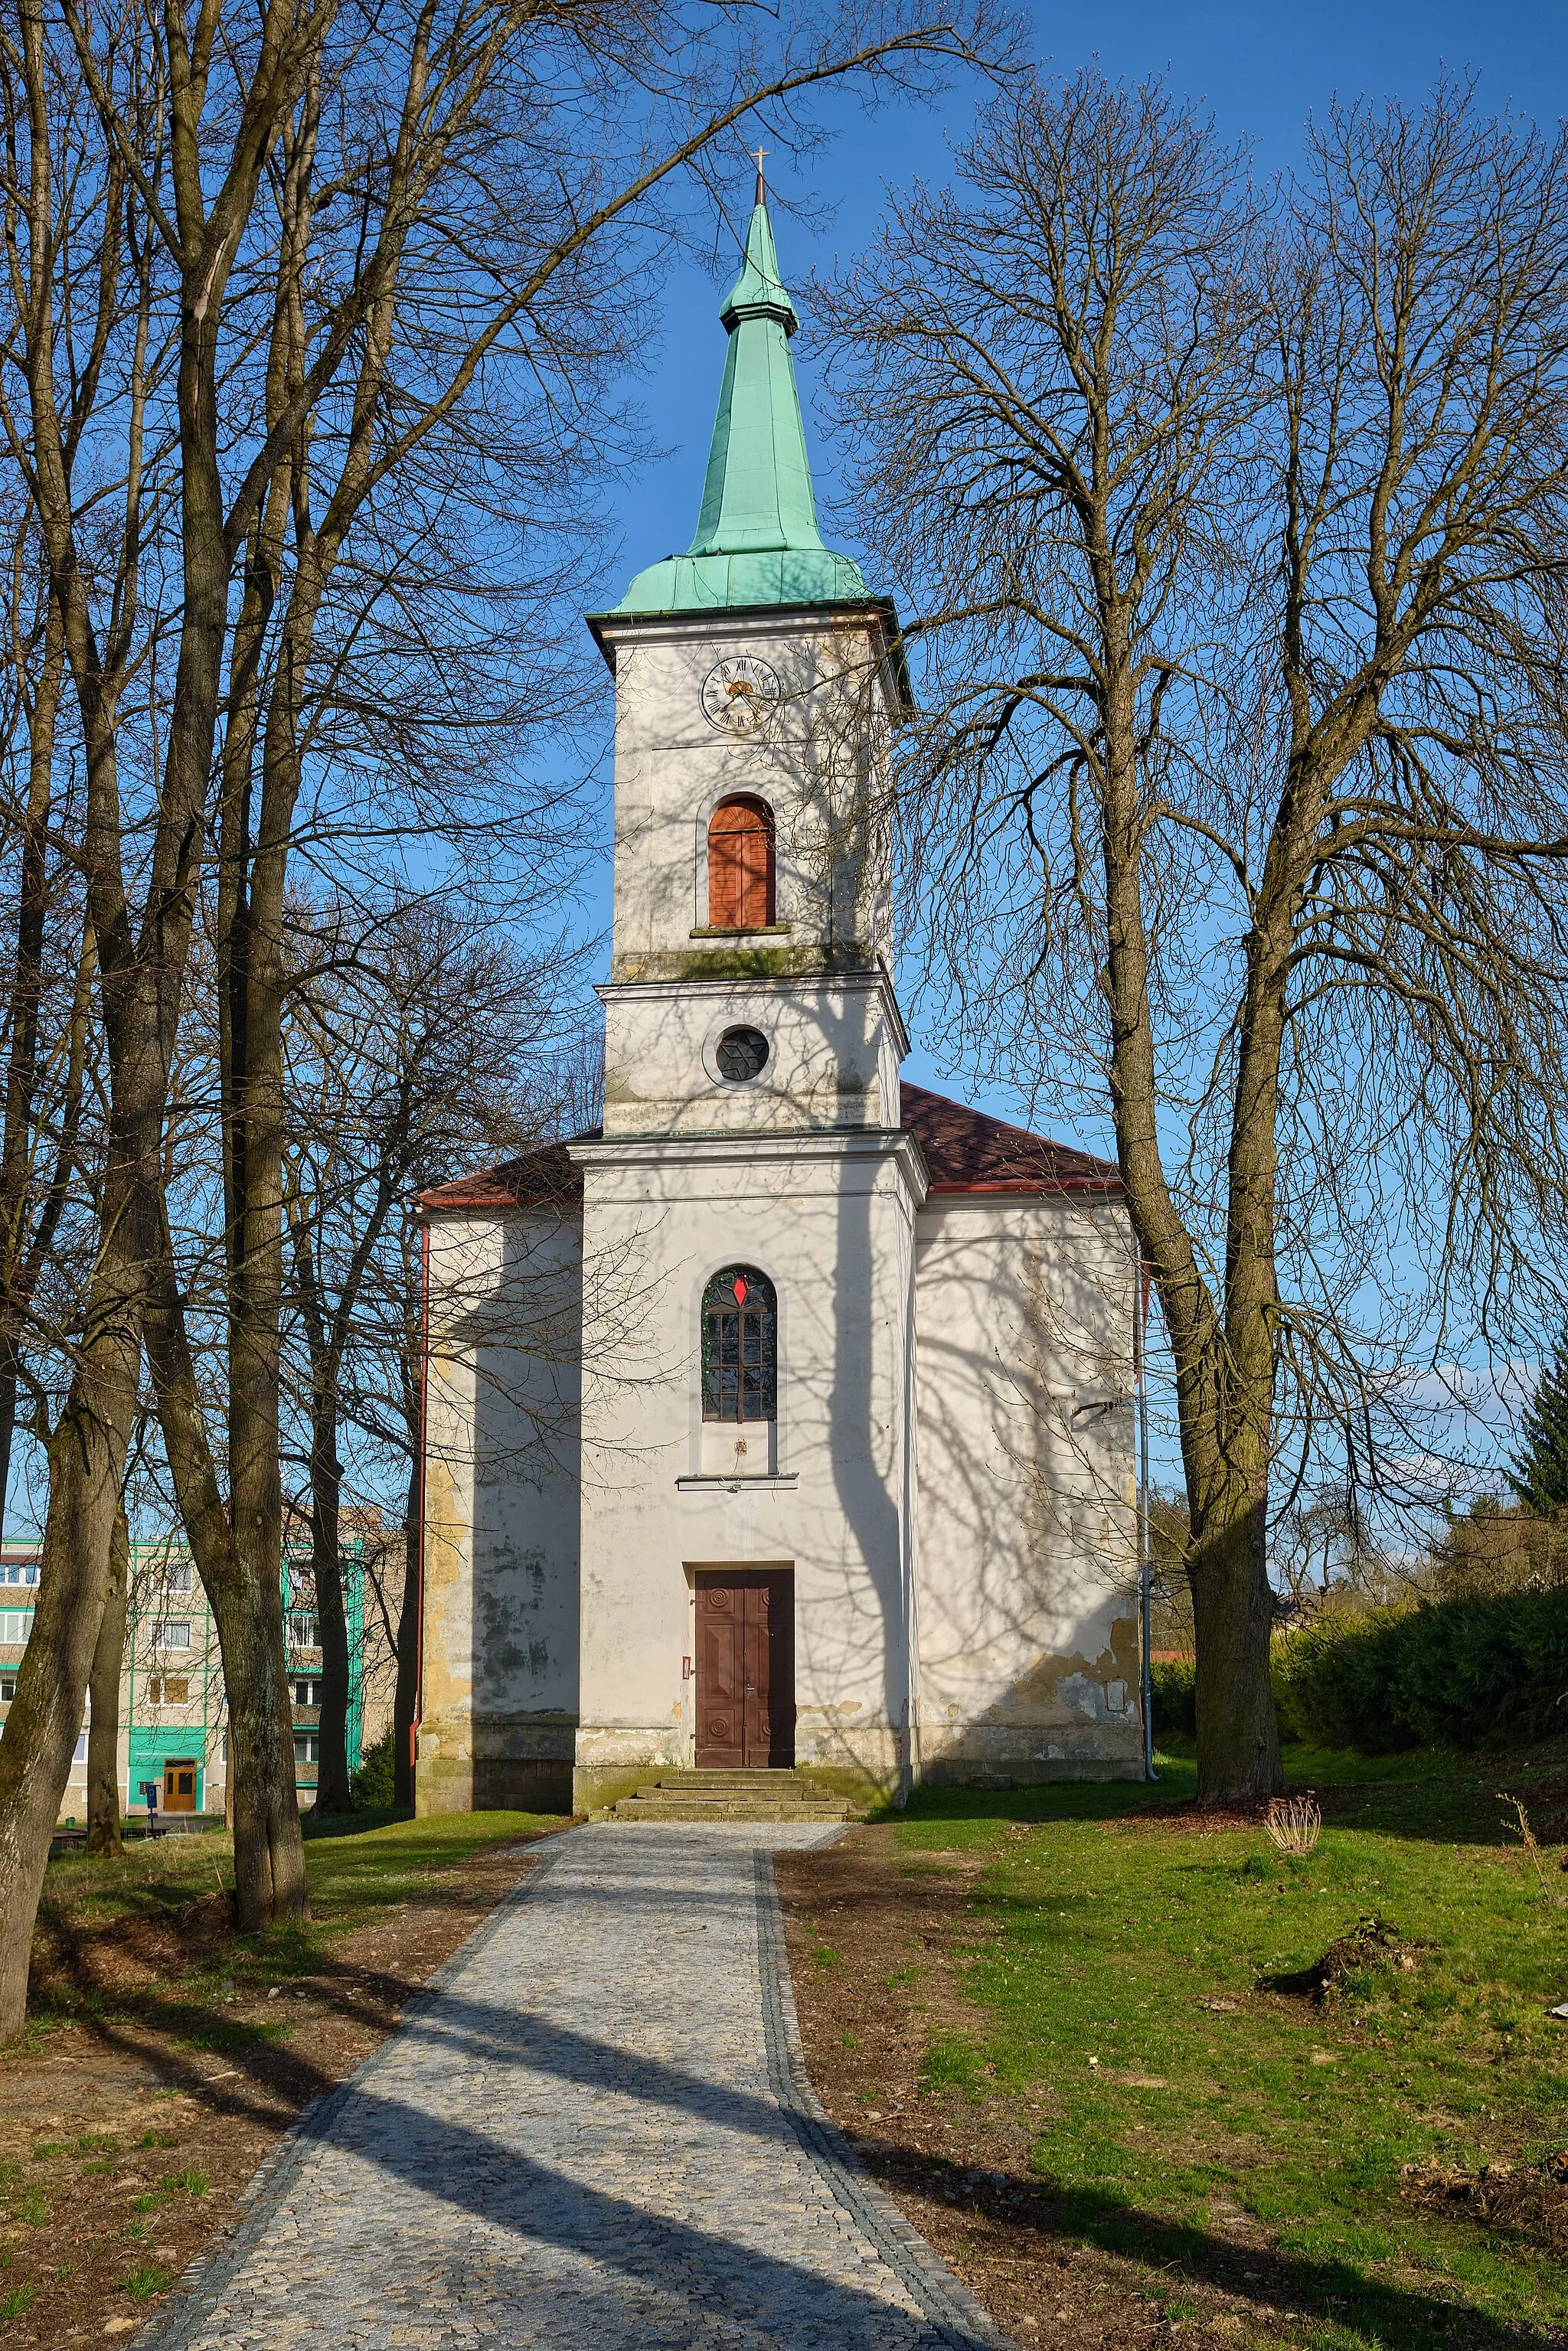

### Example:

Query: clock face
xmin=701 ymin=655 xmax=780 ymax=735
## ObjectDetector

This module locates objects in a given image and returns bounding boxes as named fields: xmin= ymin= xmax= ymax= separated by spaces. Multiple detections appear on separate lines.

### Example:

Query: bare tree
xmin=0 ymin=6 xmax=201 ymax=2031
xmin=821 ymin=71 xmax=1568 ymax=1798
xmin=281 ymin=898 xmax=580 ymax=1809
xmin=0 ymin=0 xmax=1002 ymax=2027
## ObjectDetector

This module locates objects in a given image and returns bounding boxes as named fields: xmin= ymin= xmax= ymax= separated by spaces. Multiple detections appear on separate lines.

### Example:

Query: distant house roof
xmin=899 ymin=1083 xmax=1120 ymax=1197
xmin=418 ymin=1088 xmax=1118 ymax=1213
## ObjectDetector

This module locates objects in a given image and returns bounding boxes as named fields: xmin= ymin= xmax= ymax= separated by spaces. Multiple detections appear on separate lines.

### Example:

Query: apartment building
xmin=0 ymin=1519 xmax=397 ymax=1820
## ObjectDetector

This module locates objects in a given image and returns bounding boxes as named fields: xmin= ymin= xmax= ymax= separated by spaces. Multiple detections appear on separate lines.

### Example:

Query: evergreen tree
xmin=1508 ymin=1337 xmax=1568 ymax=1513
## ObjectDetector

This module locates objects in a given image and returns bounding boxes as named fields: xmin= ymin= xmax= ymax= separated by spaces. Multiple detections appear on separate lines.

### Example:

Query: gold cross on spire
xmin=752 ymin=145 xmax=769 ymax=205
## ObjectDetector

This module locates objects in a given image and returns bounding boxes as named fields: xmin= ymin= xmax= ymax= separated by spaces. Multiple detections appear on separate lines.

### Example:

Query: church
xmin=415 ymin=191 xmax=1145 ymax=1816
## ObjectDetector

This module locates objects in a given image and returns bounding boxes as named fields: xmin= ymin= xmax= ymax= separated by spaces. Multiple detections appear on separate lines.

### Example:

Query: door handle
xmin=745 ymin=1683 xmax=756 ymax=1696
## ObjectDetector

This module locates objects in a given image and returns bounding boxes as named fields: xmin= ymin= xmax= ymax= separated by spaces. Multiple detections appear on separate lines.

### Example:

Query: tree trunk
xmin=0 ymin=1344 xmax=22 ymax=1555
xmin=143 ymin=1251 xmax=307 ymax=1931
xmin=227 ymin=1579 xmax=309 ymax=1927
xmin=1188 ymin=1490 xmax=1282 ymax=1802
xmin=310 ymin=1417 xmax=353 ymax=1813
xmin=0 ymin=593 xmax=64 ymax=1529
xmin=0 ymin=1348 xmax=136 ymax=2037
xmin=86 ymin=1504 xmax=129 ymax=1856
xmin=394 ymin=1448 xmax=420 ymax=1811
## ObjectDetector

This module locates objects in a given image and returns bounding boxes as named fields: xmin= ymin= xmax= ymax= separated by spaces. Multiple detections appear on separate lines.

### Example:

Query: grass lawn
xmin=864 ymin=1740 xmax=1568 ymax=2349
xmin=17 ymin=1807 xmax=565 ymax=2049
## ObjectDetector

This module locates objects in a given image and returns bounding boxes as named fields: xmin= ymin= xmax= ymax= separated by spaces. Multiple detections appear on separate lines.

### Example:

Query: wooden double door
xmin=694 ymin=1570 xmax=795 ymax=1768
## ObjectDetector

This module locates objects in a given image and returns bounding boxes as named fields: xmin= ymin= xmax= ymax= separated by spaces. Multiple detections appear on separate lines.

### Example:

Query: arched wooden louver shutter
xmin=707 ymin=796 xmax=776 ymax=929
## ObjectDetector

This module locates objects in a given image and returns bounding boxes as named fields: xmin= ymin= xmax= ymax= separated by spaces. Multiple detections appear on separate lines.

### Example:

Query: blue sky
xmin=586 ymin=0 xmax=1568 ymax=1112
xmin=555 ymin=2 xmax=1568 ymax=1513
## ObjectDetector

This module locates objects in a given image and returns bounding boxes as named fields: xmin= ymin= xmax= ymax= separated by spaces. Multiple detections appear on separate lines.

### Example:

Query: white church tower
xmin=416 ymin=193 xmax=1146 ymax=1816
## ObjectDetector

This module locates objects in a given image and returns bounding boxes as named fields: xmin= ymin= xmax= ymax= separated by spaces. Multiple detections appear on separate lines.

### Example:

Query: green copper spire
xmin=612 ymin=195 xmax=866 ymax=613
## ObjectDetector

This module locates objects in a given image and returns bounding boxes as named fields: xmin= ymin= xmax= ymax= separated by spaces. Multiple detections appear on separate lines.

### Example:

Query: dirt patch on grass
xmin=1403 ymin=2157 xmax=1568 ymax=2252
xmin=1262 ymin=1915 xmax=1422 ymax=2004
xmin=1104 ymin=1785 xmax=1376 ymax=1837
xmin=0 ymin=1827 xmax=562 ymax=2347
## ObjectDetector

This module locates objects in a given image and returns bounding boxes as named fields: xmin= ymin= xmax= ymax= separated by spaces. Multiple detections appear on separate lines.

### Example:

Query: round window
xmin=715 ymin=1025 xmax=770 ymax=1082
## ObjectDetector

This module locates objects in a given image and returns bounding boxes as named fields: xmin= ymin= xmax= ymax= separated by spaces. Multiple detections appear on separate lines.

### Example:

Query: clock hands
xmin=701 ymin=654 xmax=779 ymax=732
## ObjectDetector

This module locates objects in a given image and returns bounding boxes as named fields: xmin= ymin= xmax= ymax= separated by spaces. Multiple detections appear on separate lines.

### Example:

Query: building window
xmin=702 ymin=1266 xmax=777 ymax=1423
xmin=0 ymin=1560 xmax=38 ymax=1585
xmin=1 ymin=1673 xmax=15 ymax=1702
xmin=288 ymin=1612 xmax=321 ymax=1651
xmin=1 ymin=1609 xmax=32 ymax=1645
xmin=152 ymin=1621 xmax=192 ymax=1652
xmin=160 ymin=1562 xmax=194 ymax=1594
xmin=146 ymin=1675 xmax=191 ymax=1706
xmin=72 ymin=1729 xmax=88 ymax=1764
xmin=294 ymin=1731 xmax=319 ymax=1765
xmin=715 ymin=1025 xmax=769 ymax=1083
xmin=707 ymin=795 xmax=775 ymax=930
xmin=292 ymin=1677 xmax=323 ymax=1707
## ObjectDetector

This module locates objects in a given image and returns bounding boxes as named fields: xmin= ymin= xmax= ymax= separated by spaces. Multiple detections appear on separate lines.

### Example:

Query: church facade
xmin=416 ymin=196 xmax=1145 ymax=1814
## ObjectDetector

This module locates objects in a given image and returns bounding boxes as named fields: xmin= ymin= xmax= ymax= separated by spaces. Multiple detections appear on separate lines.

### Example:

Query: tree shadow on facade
xmin=814 ymin=1147 xmax=912 ymax=1796
xmin=903 ymin=1187 xmax=1142 ymax=1787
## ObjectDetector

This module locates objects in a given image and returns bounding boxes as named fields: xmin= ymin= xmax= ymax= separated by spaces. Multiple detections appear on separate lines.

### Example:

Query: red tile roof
xmin=417 ymin=1135 xmax=596 ymax=1213
xmin=420 ymin=1088 xmax=1119 ymax=1211
xmin=900 ymin=1082 xmax=1120 ymax=1196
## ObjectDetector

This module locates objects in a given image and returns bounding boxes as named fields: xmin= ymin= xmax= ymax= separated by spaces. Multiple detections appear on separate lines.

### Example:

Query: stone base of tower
xmin=415 ymin=1709 xmax=576 ymax=1817
xmin=917 ymin=1748 xmax=1144 ymax=1788
xmin=571 ymin=1725 xmax=688 ymax=1817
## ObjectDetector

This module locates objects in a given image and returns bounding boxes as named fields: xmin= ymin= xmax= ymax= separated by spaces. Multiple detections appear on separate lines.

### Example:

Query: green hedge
xmin=1272 ymin=1588 xmax=1568 ymax=1752
xmin=1150 ymin=1657 xmax=1196 ymax=1739
xmin=349 ymin=1727 xmax=397 ymax=1809
xmin=1150 ymin=1591 xmax=1568 ymax=1752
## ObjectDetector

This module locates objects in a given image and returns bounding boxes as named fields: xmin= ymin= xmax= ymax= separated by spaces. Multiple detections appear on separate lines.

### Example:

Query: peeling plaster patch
xmin=1059 ymin=1671 xmax=1103 ymax=1722
xmin=1001 ymin=1625 xmax=1142 ymax=1726
xmin=1108 ymin=1614 xmax=1141 ymax=1680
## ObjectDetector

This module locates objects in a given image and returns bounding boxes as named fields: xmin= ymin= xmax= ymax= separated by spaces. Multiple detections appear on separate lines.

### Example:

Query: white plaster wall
xmin=571 ymin=1129 xmax=922 ymax=1802
xmin=912 ymin=1193 xmax=1143 ymax=1781
xmin=601 ymin=971 xmax=904 ymax=1138
xmin=596 ymin=609 xmax=897 ymax=976
xmin=418 ymin=1205 xmax=585 ymax=1811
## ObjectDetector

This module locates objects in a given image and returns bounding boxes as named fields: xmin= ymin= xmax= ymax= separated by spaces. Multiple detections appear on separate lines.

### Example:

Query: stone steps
xmin=609 ymin=1769 xmax=853 ymax=1824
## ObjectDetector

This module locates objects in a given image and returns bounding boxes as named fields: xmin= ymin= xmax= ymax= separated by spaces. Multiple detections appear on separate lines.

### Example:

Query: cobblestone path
xmin=143 ymin=1824 xmax=1008 ymax=2351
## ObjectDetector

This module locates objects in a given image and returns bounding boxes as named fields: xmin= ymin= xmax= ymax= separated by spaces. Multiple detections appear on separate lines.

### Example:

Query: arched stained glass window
xmin=707 ymin=795 xmax=776 ymax=930
xmin=702 ymin=1265 xmax=777 ymax=1422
